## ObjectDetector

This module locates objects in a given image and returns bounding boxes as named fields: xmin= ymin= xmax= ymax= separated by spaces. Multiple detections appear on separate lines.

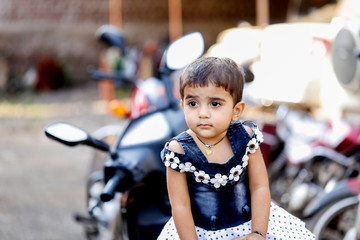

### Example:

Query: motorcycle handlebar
xmin=90 ymin=69 xmax=134 ymax=87
xmin=86 ymin=137 xmax=111 ymax=152
xmin=101 ymin=170 xmax=126 ymax=202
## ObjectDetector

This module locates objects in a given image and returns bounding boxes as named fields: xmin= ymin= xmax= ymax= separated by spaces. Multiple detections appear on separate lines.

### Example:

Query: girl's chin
xmin=194 ymin=130 xmax=216 ymax=139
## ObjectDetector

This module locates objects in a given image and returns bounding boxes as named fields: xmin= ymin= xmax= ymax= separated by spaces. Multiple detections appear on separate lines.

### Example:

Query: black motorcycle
xmin=45 ymin=32 xmax=205 ymax=240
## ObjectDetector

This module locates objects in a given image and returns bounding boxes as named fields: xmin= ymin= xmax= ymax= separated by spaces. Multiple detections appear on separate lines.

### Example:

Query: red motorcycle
xmin=303 ymin=18 xmax=360 ymax=240
xmin=261 ymin=19 xmax=360 ymax=239
xmin=261 ymin=104 xmax=360 ymax=217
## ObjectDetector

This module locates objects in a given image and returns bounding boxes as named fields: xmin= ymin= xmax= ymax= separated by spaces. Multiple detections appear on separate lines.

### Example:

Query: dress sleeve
xmin=160 ymin=142 xmax=196 ymax=173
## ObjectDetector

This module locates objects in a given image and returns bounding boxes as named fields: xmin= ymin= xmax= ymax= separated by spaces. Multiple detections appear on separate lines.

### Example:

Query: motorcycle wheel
xmin=309 ymin=196 xmax=359 ymax=240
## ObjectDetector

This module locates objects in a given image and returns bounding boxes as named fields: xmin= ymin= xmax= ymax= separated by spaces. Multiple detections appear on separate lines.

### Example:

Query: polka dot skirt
xmin=157 ymin=202 xmax=315 ymax=240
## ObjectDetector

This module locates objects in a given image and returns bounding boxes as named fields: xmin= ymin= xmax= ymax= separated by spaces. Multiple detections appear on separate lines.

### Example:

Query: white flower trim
xmin=164 ymin=151 xmax=180 ymax=169
xmin=229 ymin=165 xmax=243 ymax=181
xmin=255 ymin=128 xmax=264 ymax=143
xmin=247 ymin=138 xmax=258 ymax=154
xmin=194 ymin=170 xmax=210 ymax=184
xmin=164 ymin=126 xmax=263 ymax=188
xmin=179 ymin=162 xmax=196 ymax=173
xmin=211 ymin=173 xmax=228 ymax=188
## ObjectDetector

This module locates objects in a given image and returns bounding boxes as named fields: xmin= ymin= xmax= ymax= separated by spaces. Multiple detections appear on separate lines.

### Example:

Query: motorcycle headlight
xmin=120 ymin=112 xmax=170 ymax=147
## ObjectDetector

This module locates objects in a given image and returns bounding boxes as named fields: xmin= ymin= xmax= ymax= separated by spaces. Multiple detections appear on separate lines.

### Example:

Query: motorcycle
xmin=45 ymin=32 xmax=205 ymax=240
xmin=260 ymin=104 xmax=325 ymax=211
xmin=305 ymin=177 xmax=360 ymax=240
xmin=300 ymin=19 xmax=360 ymax=239
xmin=91 ymin=24 xmax=169 ymax=120
xmin=262 ymin=104 xmax=360 ymax=217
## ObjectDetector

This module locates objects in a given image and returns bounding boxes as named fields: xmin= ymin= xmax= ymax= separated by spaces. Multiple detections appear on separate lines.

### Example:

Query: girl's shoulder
xmin=167 ymin=139 xmax=184 ymax=154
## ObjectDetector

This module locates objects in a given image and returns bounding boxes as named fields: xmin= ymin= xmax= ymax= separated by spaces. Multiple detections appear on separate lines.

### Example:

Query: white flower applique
xmin=242 ymin=155 xmax=249 ymax=168
xmin=179 ymin=162 xmax=196 ymax=173
xmin=210 ymin=173 xmax=228 ymax=188
xmin=194 ymin=170 xmax=210 ymax=184
xmin=164 ymin=152 xmax=180 ymax=169
xmin=247 ymin=138 xmax=259 ymax=154
xmin=229 ymin=165 xmax=243 ymax=181
xmin=255 ymin=127 xmax=264 ymax=143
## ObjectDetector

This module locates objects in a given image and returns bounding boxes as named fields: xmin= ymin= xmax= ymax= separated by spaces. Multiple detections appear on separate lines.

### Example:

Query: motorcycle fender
xmin=303 ymin=179 xmax=357 ymax=218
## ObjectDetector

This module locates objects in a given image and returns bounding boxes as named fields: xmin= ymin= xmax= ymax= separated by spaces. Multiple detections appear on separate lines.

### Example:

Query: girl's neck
xmin=188 ymin=131 xmax=233 ymax=163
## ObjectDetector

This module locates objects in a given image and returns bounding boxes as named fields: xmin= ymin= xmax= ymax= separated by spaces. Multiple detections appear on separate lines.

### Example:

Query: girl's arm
xmin=236 ymin=148 xmax=270 ymax=240
xmin=247 ymin=147 xmax=271 ymax=238
xmin=167 ymin=141 xmax=198 ymax=240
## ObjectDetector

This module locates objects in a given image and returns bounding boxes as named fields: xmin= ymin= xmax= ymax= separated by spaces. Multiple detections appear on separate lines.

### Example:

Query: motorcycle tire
xmin=308 ymin=195 xmax=359 ymax=240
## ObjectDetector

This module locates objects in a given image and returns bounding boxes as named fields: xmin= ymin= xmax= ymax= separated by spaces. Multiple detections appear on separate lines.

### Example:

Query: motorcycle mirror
xmin=166 ymin=32 xmax=205 ymax=70
xmin=45 ymin=122 xmax=114 ymax=157
xmin=331 ymin=23 xmax=360 ymax=92
xmin=45 ymin=122 xmax=89 ymax=146
xmin=95 ymin=24 xmax=125 ymax=52
xmin=243 ymin=65 xmax=254 ymax=83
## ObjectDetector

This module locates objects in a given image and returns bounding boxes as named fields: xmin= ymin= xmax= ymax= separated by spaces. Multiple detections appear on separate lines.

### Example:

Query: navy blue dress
xmin=158 ymin=121 xmax=315 ymax=240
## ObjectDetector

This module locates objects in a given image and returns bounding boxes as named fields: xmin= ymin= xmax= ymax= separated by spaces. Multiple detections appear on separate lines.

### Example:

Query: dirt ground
xmin=0 ymin=83 xmax=124 ymax=240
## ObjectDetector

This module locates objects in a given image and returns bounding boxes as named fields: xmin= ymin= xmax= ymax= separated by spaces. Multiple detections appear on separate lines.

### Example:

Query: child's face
xmin=181 ymin=83 xmax=244 ymax=140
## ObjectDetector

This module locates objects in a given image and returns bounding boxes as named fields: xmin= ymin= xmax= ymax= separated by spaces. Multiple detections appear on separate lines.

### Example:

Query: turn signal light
xmin=109 ymin=99 xmax=128 ymax=117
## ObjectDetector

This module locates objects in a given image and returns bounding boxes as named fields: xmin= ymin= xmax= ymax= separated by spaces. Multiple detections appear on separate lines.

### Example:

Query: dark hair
xmin=180 ymin=57 xmax=245 ymax=104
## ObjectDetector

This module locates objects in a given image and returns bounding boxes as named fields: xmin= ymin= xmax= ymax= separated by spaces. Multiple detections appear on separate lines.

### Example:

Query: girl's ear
xmin=181 ymin=100 xmax=184 ymax=110
xmin=232 ymin=101 xmax=245 ymax=122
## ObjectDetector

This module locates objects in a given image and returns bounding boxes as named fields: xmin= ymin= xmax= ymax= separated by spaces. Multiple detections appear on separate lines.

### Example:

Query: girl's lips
xmin=198 ymin=124 xmax=211 ymax=128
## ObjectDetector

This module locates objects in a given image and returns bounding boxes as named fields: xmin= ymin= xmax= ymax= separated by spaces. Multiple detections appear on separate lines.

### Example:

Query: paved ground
xmin=0 ymin=83 xmax=123 ymax=240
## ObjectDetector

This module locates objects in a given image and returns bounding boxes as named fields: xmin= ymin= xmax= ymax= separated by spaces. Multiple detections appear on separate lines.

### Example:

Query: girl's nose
xmin=199 ymin=105 xmax=210 ymax=118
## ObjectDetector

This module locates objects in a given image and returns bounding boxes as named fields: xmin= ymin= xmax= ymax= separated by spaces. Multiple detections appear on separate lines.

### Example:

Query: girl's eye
xmin=210 ymin=101 xmax=221 ymax=107
xmin=188 ymin=101 xmax=198 ymax=107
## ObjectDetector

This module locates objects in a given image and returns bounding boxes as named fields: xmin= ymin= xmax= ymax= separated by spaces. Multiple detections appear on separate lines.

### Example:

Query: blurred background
xmin=0 ymin=0 xmax=360 ymax=239
xmin=0 ymin=0 xmax=359 ymax=118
